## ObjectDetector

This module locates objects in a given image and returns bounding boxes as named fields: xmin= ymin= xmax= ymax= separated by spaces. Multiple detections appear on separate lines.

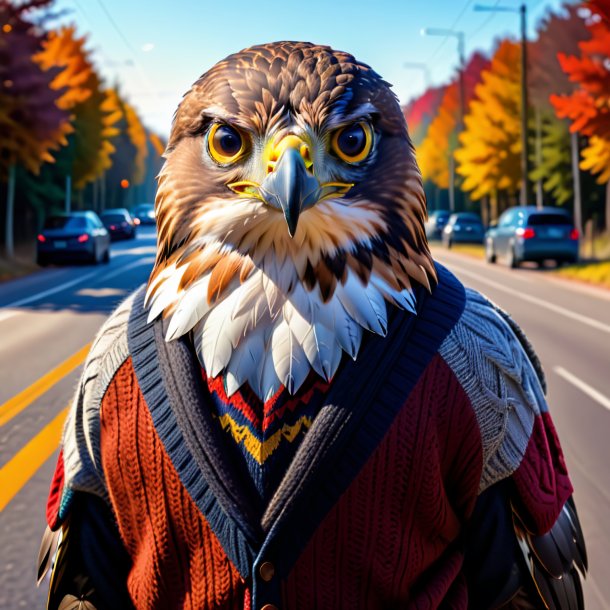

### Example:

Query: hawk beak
xmin=258 ymin=145 xmax=319 ymax=237
xmin=228 ymin=135 xmax=354 ymax=238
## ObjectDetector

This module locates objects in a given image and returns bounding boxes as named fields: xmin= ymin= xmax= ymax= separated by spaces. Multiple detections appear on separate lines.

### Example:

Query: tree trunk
xmin=5 ymin=164 xmax=16 ymax=259
xmin=535 ymin=108 xmax=543 ymax=209
xmin=606 ymin=177 xmax=610 ymax=235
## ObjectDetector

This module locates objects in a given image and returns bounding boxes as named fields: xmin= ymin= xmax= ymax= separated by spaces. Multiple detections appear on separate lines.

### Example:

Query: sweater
xmin=41 ymin=264 xmax=575 ymax=609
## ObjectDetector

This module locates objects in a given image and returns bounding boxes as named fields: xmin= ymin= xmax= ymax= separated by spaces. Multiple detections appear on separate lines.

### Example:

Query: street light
xmin=421 ymin=28 xmax=466 ymax=212
xmin=474 ymin=3 xmax=530 ymax=206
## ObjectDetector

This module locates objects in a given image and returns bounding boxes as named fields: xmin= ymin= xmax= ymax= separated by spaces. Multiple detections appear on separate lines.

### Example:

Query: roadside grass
xmin=0 ymin=256 xmax=39 ymax=283
xmin=0 ymin=243 xmax=38 ymax=283
xmin=555 ymin=261 xmax=610 ymax=290
xmin=437 ymin=240 xmax=610 ymax=291
xmin=447 ymin=243 xmax=485 ymax=259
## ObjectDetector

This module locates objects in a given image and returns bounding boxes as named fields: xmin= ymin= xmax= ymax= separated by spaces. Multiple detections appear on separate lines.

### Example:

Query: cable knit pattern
xmin=281 ymin=354 xmax=481 ymax=609
xmin=439 ymin=288 xmax=548 ymax=492
xmin=60 ymin=289 xmax=135 ymax=513
xmin=100 ymin=357 xmax=247 ymax=610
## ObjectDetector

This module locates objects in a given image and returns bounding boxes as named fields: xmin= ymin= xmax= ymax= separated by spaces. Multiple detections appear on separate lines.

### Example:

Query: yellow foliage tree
xmin=123 ymin=100 xmax=148 ymax=185
xmin=456 ymin=40 xmax=522 ymax=201
xmin=417 ymin=83 xmax=459 ymax=189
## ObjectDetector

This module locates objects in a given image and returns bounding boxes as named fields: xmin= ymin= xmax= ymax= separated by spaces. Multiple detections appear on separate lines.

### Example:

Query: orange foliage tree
xmin=417 ymin=53 xmax=489 ymax=190
xmin=551 ymin=0 xmax=610 ymax=230
xmin=455 ymin=41 xmax=522 ymax=209
xmin=529 ymin=5 xmax=590 ymax=207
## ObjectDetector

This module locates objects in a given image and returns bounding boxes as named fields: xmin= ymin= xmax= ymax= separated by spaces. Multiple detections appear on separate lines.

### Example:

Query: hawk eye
xmin=331 ymin=122 xmax=373 ymax=163
xmin=208 ymin=123 xmax=245 ymax=164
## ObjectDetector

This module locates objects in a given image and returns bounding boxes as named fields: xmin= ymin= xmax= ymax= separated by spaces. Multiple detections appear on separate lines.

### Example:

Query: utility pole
xmin=474 ymin=3 xmax=530 ymax=205
xmin=421 ymin=28 xmax=466 ymax=212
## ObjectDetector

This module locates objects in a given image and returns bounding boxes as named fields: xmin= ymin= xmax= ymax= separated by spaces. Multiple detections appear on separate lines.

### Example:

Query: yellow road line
xmin=0 ymin=343 xmax=90 ymax=427
xmin=0 ymin=406 xmax=69 ymax=512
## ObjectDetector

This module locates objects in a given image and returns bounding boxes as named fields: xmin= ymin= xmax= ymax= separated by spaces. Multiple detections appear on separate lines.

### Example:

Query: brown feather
xmin=207 ymin=253 xmax=243 ymax=304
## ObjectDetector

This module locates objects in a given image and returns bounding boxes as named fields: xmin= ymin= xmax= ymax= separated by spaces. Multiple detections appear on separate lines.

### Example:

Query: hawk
xmin=39 ymin=42 xmax=586 ymax=610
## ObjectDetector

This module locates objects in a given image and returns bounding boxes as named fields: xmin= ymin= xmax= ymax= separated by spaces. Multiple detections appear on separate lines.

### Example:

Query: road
xmin=0 ymin=233 xmax=608 ymax=608
xmin=0 ymin=226 xmax=157 ymax=608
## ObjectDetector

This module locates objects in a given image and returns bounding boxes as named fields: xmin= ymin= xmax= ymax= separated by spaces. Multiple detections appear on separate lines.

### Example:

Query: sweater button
xmin=259 ymin=561 xmax=275 ymax=582
xmin=261 ymin=605 xmax=278 ymax=610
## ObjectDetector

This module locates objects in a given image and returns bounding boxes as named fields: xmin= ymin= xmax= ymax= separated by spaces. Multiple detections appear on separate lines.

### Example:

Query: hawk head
xmin=146 ymin=41 xmax=436 ymax=401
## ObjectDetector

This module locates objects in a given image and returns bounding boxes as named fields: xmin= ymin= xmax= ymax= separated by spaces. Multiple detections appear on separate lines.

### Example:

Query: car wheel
xmin=103 ymin=248 xmax=110 ymax=264
xmin=36 ymin=254 xmax=49 ymax=267
xmin=91 ymin=245 xmax=101 ymax=265
xmin=507 ymin=246 xmax=519 ymax=269
xmin=485 ymin=240 xmax=496 ymax=264
xmin=445 ymin=238 xmax=452 ymax=249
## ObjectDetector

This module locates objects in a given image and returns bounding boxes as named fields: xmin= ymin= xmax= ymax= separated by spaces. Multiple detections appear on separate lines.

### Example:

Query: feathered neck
xmin=145 ymin=242 xmax=417 ymax=402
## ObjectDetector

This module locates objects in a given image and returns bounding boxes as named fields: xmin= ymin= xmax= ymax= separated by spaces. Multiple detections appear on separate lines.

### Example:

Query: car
xmin=441 ymin=212 xmax=485 ymax=248
xmin=100 ymin=208 xmax=138 ymax=240
xmin=37 ymin=211 xmax=110 ymax=266
xmin=485 ymin=206 xmax=579 ymax=268
xmin=132 ymin=203 xmax=156 ymax=226
xmin=424 ymin=210 xmax=451 ymax=241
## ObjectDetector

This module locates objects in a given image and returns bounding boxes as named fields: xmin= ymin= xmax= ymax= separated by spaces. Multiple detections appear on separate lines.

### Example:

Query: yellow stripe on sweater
xmin=216 ymin=413 xmax=313 ymax=464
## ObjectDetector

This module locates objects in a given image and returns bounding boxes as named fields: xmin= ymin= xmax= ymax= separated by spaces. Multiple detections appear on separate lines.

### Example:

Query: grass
xmin=434 ymin=240 xmax=610 ymax=290
xmin=0 ymin=256 xmax=39 ymax=283
xmin=447 ymin=243 xmax=485 ymax=259
xmin=554 ymin=261 xmax=610 ymax=290
xmin=0 ymin=242 xmax=38 ymax=283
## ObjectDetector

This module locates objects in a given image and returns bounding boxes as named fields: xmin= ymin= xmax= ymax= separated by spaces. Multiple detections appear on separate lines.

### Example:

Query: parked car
xmin=485 ymin=206 xmax=579 ymax=268
xmin=37 ymin=211 xmax=110 ymax=266
xmin=132 ymin=203 xmax=156 ymax=226
xmin=425 ymin=210 xmax=451 ymax=241
xmin=442 ymin=213 xmax=485 ymax=248
xmin=100 ymin=208 xmax=137 ymax=240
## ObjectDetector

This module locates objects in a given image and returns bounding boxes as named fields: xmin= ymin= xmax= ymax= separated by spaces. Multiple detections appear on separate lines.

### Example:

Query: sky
xmin=51 ymin=0 xmax=570 ymax=137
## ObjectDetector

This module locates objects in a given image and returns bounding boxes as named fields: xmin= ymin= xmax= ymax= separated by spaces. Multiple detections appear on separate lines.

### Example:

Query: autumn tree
xmin=529 ymin=5 xmax=590 ymax=213
xmin=403 ymin=85 xmax=446 ymax=148
xmin=23 ymin=26 xmax=123 ymax=220
xmin=417 ymin=53 xmax=489 ymax=191
xmin=0 ymin=0 xmax=71 ymax=256
xmin=456 ymin=41 xmax=522 ymax=215
xmin=551 ymin=0 xmax=610 ymax=232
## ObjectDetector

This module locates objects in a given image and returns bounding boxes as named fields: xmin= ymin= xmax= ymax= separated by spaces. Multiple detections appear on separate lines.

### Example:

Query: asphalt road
xmin=0 ymin=232 xmax=608 ymax=608
xmin=0 ymin=226 xmax=157 ymax=609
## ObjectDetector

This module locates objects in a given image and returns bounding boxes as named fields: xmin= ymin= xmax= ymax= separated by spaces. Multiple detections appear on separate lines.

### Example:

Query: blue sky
xmin=53 ymin=0 xmax=569 ymax=137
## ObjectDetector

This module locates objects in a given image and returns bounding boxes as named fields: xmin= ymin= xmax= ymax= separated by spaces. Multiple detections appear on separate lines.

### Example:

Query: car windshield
xmin=454 ymin=214 xmax=481 ymax=225
xmin=102 ymin=214 xmax=127 ymax=223
xmin=135 ymin=205 xmax=154 ymax=213
xmin=43 ymin=216 xmax=87 ymax=230
xmin=528 ymin=214 xmax=572 ymax=226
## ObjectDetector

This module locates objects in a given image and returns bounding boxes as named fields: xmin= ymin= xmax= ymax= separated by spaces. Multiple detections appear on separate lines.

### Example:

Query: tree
xmin=417 ymin=53 xmax=489 ymax=191
xmin=551 ymin=0 xmax=610 ymax=231
xmin=403 ymin=85 xmax=446 ymax=147
xmin=0 ymin=0 xmax=71 ymax=256
xmin=529 ymin=5 xmax=590 ymax=212
xmin=25 ymin=26 xmax=123 ymax=220
xmin=455 ymin=40 xmax=522 ymax=210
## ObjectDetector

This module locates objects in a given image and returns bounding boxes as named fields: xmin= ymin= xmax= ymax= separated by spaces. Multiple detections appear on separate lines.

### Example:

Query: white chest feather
xmin=146 ymin=255 xmax=416 ymax=402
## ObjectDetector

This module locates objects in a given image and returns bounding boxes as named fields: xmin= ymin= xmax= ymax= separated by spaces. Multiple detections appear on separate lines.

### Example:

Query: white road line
xmin=448 ymin=263 xmax=610 ymax=335
xmin=2 ymin=269 xmax=99 ymax=309
xmin=1 ymin=256 xmax=154 ymax=313
xmin=554 ymin=366 xmax=610 ymax=411
xmin=100 ymin=257 xmax=155 ymax=281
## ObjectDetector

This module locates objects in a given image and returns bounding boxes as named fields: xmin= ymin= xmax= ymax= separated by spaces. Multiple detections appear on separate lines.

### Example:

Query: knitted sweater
xmin=42 ymin=264 xmax=573 ymax=610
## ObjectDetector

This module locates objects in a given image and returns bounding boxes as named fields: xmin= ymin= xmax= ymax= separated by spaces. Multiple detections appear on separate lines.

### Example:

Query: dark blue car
xmin=37 ymin=211 xmax=110 ymax=266
xmin=442 ymin=213 xmax=485 ymax=248
xmin=485 ymin=206 xmax=579 ymax=268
